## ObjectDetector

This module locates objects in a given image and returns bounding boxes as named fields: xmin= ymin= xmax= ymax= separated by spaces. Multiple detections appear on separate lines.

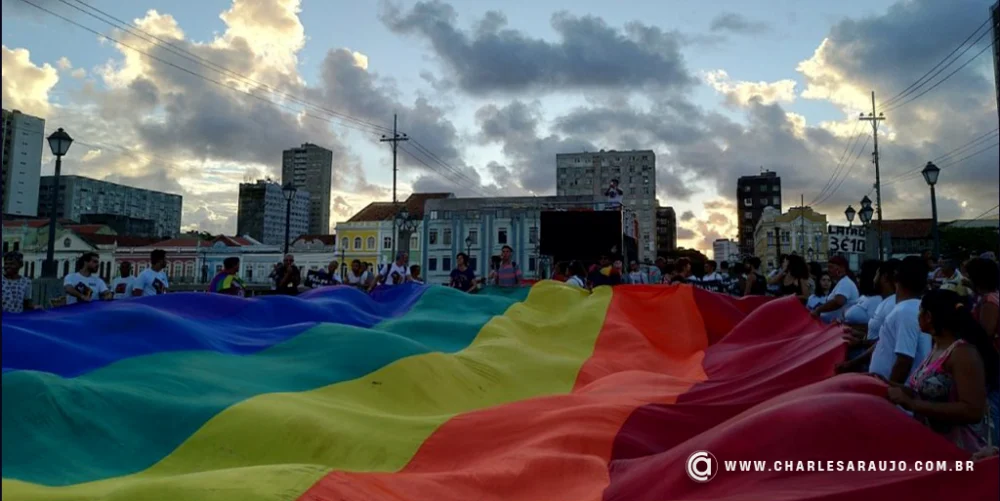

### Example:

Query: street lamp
xmin=845 ymin=205 xmax=856 ymax=228
xmin=282 ymin=181 xmax=297 ymax=255
xmin=394 ymin=206 xmax=419 ymax=255
xmin=465 ymin=234 xmax=474 ymax=256
xmin=921 ymin=161 xmax=941 ymax=259
xmin=42 ymin=128 xmax=73 ymax=278
xmin=859 ymin=196 xmax=874 ymax=227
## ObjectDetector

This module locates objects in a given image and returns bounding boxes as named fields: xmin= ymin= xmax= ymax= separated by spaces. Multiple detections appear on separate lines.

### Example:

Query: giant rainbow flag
xmin=2 ymin=282 xmax=997 ymax=500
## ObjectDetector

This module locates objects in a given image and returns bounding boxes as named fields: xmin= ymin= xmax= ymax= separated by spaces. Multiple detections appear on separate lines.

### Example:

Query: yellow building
xmin=754 ymin=206 xmax=828 ymax=270
xmin=335 ymin=202 xmax=395 ymax=268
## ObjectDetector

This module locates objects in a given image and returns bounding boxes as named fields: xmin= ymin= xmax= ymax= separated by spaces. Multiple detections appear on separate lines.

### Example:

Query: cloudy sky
xmin=2 ymin=0 xmax=997 ymax=250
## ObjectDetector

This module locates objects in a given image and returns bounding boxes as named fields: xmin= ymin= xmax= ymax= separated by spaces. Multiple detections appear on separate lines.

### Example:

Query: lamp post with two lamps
xmin=282 ymin=182 xmax=297 ymax=255
xmin=921 ymin=161 xmax=941 ymax=260
xmin=394 ymin=206 xmax=419 ymax=259
xmin=42 ymin=128 xmax=74 ymax=278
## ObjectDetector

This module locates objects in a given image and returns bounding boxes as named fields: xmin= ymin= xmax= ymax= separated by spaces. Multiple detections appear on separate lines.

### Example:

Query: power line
xmin=957 ymin=204 xmax=1000 ymax=227
xmin=933 ymin=128 xmax=1000 ymax=163
xmin=59 ymin=0 xmax=391 ymax=135
xmin=18 ymin=0 xmax=386 ymax=139
xmin=399 ymin=144 xmax=490 ymax=197
xmin=808 ymin=123 xmax=864 ymax=206
xmin=407 ymin=140 xmax=485 ymax=190
xmin=24 ymin=0 xmax=487 ymax=198
xmin=882 ymin=17 xmax=992 ymax=107
xmin=884 ymin=33 xmax=994 ymax=113
xmin=814 ymin=135 xmax=871 ymax=207
xmin=884 ymin=140 xmax=999 ymax=187
xmin=881 ymin=130 xmax=999 ymax=185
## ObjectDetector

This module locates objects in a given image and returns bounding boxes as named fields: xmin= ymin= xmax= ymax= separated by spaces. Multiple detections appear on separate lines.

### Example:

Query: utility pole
xmin=800 ymin=194 xmax=806 ymax=256
xmin=380 ymin=114 xmax=408 ymax=264
xmin=859 ymin=91 xmax=886 ymax=261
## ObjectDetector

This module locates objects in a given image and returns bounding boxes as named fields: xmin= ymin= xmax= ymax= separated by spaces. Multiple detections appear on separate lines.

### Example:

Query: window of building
xmin=630 ymin=187 xmax=636 ymax=195
xmin=529 ymin=226 xmax=538 ymax=244
xmin=744 ymin=186 xmax=751 ymax=193
xmin=341 ymin=237 xmax=349 ymax=249
xmin=469 ymin=257 xmax=478 ymax=270
xmin=773 ymin=197 xmax=780 ymax=205
xmin=782 ymin=231 xmax=791 ymax=243
xmin=760 ymin=198 xmax=769 ymax=206
xmin=354 ymin=237 xmax=362 ymax=250
xmin=443 ymin=257 xmax=452 ymax=271
xmin=767 ymin=231 xmax=774 ymax=241
xmin=429 ymin=230 xmax=438 ymax=245
xmin=367 ymin=237 xmax=375 ymax=249
xmin=411 ymin=236 xmax=418 ymax=250
xmin=468 ymin=230 xmax=478 ymax=245
xmin=498 ymin=228 xmax=508 ymax=245
xmin=744 ymin=211 xmax=753 ymax=220
xmin=772 ymin=185 xmax=780 ymax=192
xmin=428 ymin=258 xmax=438 ymax=271
xmin=383 ymin=237 xmax=392 ymax=249
xmin=443 ymin=229 xmax=452 ymax=246
xmin=760 ymin=185 xmax=768 ymax=192
xmin=743 ymin=198 xmax=753 ymax=207
xmin=743 ymin=225 xmax=753 ymax=233
xmin=528 ymin=257 xmax=537 ymax=272
xmin=429 ymin=211 xmax=439 ymax=220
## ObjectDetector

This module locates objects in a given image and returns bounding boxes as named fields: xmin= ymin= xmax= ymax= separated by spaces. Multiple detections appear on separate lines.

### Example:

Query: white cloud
xmin=57 ymin=56 xmax=73 ymax=70
xmin=1 ymin=45 xmax=59 ymax=116
xmin=704 ymin=69 xmax=797 ymax=107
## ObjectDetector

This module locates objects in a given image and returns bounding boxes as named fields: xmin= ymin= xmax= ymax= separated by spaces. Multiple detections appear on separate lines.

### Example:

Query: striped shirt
xmin=496 ymin=263 xmax=522 ymax=287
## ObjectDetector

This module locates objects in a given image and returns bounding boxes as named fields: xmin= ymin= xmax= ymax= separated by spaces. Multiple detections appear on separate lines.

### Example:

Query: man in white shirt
xmin=701 ymin=260 xmax=725 ymax=282
xmin=837 ymin=259 xmax=901 ymax=374
xmin=110 ymin=262 xmax=135 ymax=300
xmin=345 ymin=260 xmax=373 ymax=290
xmin=64 ymin=252 xmax=112 ymax=305
xmin=813 ymin=256 xmax=859 ymax=324
xmin=132 ymin=249 xmax=170 ymax=297
xmin=379 ymin=252 xmax=411 ymax=286
xmin=868 ymin=256 xmax=932 ymax=384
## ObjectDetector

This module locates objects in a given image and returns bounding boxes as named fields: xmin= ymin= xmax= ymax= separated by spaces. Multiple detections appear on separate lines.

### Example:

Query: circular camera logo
xmin=686 ymin=450 xmax=718 ymax=483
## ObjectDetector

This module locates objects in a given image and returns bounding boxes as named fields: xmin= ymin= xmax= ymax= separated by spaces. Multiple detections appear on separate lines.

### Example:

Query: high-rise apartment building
xmin=655 ymin=206 xmax=677 ymax=255
xmin=556 ymin=149 xmax=657 ymax=261
xmin=282 ymin=143 xmax=332 ymax=235
xmin=2 ymin=109 xmax=45 ymax=217
xmin=38 ymin=175 xmax=183 ymax=237
xmin=237 ymin=180 xmax=311 ymax=247
xmin=736 ymin=171 xmax=782 ymax=257
xmin=713 ymin=239 xmax=740 ymax=264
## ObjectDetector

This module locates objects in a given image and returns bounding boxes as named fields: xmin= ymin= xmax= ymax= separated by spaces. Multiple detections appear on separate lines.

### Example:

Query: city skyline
xmin=2 ymin=0 xmax=997 ymax=252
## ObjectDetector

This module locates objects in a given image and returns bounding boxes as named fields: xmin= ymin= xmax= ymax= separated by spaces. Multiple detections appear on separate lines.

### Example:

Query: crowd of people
xmin=4 ymin=243 xmax=999 ymax=459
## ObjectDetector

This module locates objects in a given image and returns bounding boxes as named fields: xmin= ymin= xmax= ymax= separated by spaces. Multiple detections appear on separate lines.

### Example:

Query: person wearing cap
xmin=812 ymin=255 xmax=859 ymax=324
xmin=3 ymin=251 xmax=35 ymax=313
